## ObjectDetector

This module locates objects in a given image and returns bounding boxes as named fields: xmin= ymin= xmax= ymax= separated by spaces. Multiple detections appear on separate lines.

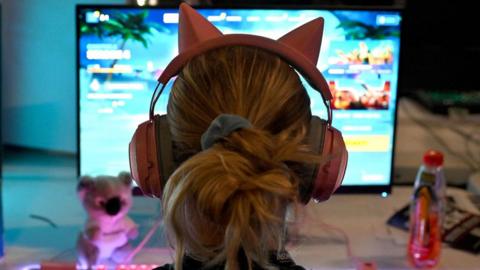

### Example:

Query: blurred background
xmin=1 ymin=0 xmax=479 ymax=153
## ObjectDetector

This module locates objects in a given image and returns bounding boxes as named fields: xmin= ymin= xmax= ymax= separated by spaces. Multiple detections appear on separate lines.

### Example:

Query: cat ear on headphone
xmin=178 ymin=3 xmax=325 ymax=67
xmin=278 ymin=17 xmax=325 ymax=66
xmin=178 ymin=3 xmax=223 ymax=53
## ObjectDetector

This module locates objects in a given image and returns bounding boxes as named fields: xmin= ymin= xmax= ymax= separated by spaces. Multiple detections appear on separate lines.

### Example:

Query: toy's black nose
xmin=105 ymin=197 xmax=121 ymax=216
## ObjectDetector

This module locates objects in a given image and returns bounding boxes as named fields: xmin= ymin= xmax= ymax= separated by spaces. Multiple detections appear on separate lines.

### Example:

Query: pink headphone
xmin=129 ymin=3 xmax=348 ymax=203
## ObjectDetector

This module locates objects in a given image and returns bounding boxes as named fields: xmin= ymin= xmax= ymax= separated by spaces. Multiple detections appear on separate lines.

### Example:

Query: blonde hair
xmin=163 ymin=46 xmax=320 ymax=270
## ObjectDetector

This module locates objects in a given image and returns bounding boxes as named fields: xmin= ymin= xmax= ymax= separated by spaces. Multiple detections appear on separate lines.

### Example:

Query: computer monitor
xmin=77 ymin=5 xmax=401 ymax=194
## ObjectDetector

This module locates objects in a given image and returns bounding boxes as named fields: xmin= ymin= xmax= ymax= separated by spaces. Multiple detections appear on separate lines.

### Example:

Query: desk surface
xmin=130 ymin=186 xmax=479 ymax=269
xmin=285 ymin=186 xmax=480 ymax=270
xmin=9 ymin=186 xmax=478 ymax=270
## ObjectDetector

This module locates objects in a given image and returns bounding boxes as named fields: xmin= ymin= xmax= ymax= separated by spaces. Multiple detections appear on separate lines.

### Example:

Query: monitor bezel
xmin=76 ymin=4 xmax=403 ymax=196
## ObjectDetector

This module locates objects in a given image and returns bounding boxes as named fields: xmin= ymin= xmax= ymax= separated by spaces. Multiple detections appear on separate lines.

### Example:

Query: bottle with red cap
xmin=407 ymin=150 xmax=446 ymax=268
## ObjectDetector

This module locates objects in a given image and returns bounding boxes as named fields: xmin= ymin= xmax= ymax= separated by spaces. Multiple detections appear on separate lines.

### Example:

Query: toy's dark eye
xmin=96 ymin=198 xmax=106 ymax=207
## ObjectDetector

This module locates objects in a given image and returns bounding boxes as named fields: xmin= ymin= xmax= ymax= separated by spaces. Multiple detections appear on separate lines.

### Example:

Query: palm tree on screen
xmin=336 ymin=20 xmax=400 ymax=40
xmin=80 ymin=11 xmax=161 ymax=80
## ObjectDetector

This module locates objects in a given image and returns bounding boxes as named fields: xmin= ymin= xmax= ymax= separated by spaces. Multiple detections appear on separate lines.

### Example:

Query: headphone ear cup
xmin=298 ymin=116 xmax=325 ymax=204
xmin=156 ymin=115 xmax=176 ymax=195
xmin=311 ymin=125 xmax=348 ymax=202
xmin=129 ymin=115 xmax=175 ymax=198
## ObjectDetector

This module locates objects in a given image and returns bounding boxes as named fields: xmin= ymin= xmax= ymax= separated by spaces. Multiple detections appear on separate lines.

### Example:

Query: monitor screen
xmin=77 ymin=5 xmax=401 ymax=193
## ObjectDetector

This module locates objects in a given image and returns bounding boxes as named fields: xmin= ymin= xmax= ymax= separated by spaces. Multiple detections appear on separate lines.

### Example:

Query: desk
xmin=394 ymin=98 xmax=480 ymax=186
xmin=28 ymin=187 xmax=479 ymax=270
xmin=287 ymin=186 xmax=480 ymax=270
xmin=131 ymin=187 xmax=479 ymax=270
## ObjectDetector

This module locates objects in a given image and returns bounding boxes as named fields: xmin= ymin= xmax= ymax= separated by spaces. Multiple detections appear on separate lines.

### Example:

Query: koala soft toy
xmin=77 ymin=172 xmax=138 ymax=267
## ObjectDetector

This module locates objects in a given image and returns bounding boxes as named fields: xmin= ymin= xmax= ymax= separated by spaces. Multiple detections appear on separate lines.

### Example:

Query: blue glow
xmin=78 ymin=7 xmax=401 ymax=189
xmin=381 ymin=192 xmax=388 ymax=198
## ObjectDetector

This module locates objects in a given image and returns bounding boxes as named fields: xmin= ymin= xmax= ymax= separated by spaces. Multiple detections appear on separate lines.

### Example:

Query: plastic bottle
xmin=407 ymin=150 xmax=446 ymax=268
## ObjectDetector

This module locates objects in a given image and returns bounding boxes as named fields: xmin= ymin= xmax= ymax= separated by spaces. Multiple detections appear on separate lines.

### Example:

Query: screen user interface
xmin=78 ymin=7 xmax=401 ymax=187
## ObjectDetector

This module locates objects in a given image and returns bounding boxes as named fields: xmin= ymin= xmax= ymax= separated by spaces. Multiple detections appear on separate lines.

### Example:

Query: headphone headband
xmin=149 ymin=3 xmax=333 ymax=125
xmin=152 ymin=38 xmax=334 ymax=125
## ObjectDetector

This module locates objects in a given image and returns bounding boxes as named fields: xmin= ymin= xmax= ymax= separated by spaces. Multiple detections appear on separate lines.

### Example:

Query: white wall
xmin=1 ymin=0 xmax=125 ymax=153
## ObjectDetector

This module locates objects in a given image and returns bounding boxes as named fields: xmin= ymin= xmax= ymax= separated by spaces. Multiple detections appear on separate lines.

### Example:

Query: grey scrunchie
xmin=201 ymin=114 xmax=252 ymax=150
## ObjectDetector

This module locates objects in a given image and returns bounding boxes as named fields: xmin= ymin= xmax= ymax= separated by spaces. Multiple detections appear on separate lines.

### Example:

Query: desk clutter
xmin=387 ymin=195 xmax=480 ymax=254
xmin=394 ymin=98 xmax=480 ymax=187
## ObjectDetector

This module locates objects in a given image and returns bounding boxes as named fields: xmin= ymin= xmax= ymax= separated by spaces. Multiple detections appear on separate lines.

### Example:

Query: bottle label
xmin=419 ymin=171 xmax=436 ymax=186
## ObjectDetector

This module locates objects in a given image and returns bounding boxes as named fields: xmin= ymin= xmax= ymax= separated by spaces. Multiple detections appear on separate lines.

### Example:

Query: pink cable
xmin=302 ymin=211 xmax=361 ymax=267
xmin=315 ymin=218 xmax=361 ymax=267
xmin=124 ymin=218 xmax=163 ymax=263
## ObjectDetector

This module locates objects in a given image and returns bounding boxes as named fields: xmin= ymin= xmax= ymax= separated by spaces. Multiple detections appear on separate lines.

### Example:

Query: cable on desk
xmin=400 ymin=99 xmax=480 ymax=171
xmin=123 ymin=217 xmax=164 ymax=263
xmin=440 ymin=123 xmax=480 ymax=168
xmin=301 ymin=208 xmax=362 ymax=268
xmin=44 ymin=217 xmax=164 ymax=264
xmin=446 ymin=119 xmax=480 ymax=165
xmin=49 ymin=248 xmax=76 ymax=261
xmin=464 ymin=130 xmax=480 ymax=169
xmin=314 ymin=218 xmax=361 ymax=268
xmin=29 ymin=214 xmax=58 ymax=228
xmin=449 ymin=126 xmax=480 ymax=146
